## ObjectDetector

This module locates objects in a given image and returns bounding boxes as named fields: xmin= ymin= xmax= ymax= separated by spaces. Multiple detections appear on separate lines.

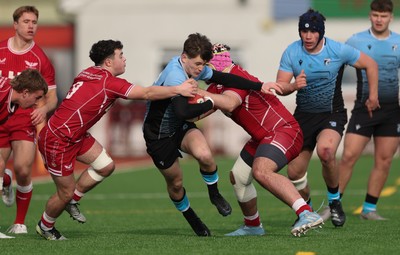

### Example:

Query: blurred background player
xmin=276 ymin=9 xmax=379 ymax=227
xmin=200 ymin=43 xmax=323 ymax=237
xmin=337 ymin=0 xmax=400 ymax=221
xmin=0 ymin=69 xmax=48 ymax=238
xmin=0 ymin=5 xmax=58 ymax=235
xmin=35 ymin=39 xmax=197 ymax=240
xmin=143 ymin=33 xmax=276 ymax=236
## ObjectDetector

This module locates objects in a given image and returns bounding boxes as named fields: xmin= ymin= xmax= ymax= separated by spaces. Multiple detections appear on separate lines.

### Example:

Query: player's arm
xmin=199 ymin=89 xmax=241 ymax=113
xmin=352 ymin=52 xmax=379 ymax=117
xmin=31 ymin=88 xmax=58 ymax=126
xmin=127 ymin=79 xmax=197 ymax=100
xmin=276 ymin=70 xmax=306 ymax=96
xmin=172 ymin=96 xmax=214 ymax=120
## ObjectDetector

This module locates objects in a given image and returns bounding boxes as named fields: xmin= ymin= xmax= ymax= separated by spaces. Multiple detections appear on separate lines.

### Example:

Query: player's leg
xmin=65 ymin=138 xmax=114 ymax=223
xmin=36 ymin=173 xmax=73 ymax=240
xmin=161 ymin=159 xmax=211 ymax=236
xmin=225 ymin=154 xmax=265 ymax=236
xmin=316 ymin=128 xmax=345 ymax=227
xmin=7 ymin=140 xmax=36 ymax=234
xmin=360 ymin=136 xmax=398 ymax=220
xmin=0 ymin=147 xmax=13 ymax=207
xmin=338 ymin=133 xmax=369 ymax=194
xmin=287 ymin=150 xmax=313 ymax=205
xmin=181 ymin=127 xmax=232 ymax=216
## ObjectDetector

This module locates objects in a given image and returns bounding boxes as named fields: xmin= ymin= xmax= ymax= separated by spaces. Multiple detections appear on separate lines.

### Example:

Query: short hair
xmin=10 ymin=69 xmax=48 ymax=94
xmin=370 ymin=0 xmax=393 ymax=13
xmin=13 ymin=6 xmax=39 ymax=22
xmin=182 ymin=33 xmax=213 ymax=62
xmin=298 ymin=9 xmax=326 ymax=43
xmin=89 ymin=40 xmax=123 ymax=66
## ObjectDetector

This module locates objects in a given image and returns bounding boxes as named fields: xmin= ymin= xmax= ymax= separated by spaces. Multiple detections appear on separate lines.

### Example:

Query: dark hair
xmin=13 ymin=6 xmax=39 ymax=22
xmin=370 ymin=0 xmax=393 ymax=12
xmin=182 ymin=33 xmax=213 ymax=62
xmin=298 ymin=8 xmax=326 ymax=43
xmin=89 ymin=40 xmax=123 ymax=66
xmin=11 ymin=69 xmax=48 ymax=94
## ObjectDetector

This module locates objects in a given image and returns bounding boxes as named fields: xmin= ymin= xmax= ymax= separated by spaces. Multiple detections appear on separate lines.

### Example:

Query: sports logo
xmin=392 ymin=45 xmax=398 ymax=51
xmin=25 ymin=60 xmax=38 ymax=69
xmin=0 ymin=58 xmax=6 ymax=64
xmin=329 ymin=121 xmax=337 ymax=127
xmin=324 ymin=58 xmax=331 ymax=66
xmin=64 ymin=163 xmax=73 ymax=170
xmin=356 ymin=124 xmax=361 ymax=130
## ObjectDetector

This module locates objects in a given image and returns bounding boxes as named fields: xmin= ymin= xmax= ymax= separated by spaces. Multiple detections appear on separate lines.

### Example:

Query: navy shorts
xmin=346 ymin=103 xmax=400 ymax=137
xmin=294 ymin=109 xmax=347 ymax=151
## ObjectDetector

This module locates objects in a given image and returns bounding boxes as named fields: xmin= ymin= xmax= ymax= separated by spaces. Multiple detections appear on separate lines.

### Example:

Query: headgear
xmin=208 ymin=43 xmax=233 ymax=72
xmin=298 ymin=9 xmax=326 ymax=44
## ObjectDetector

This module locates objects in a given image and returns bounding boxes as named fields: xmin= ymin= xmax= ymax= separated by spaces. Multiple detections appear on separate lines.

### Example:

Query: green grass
xmin=1 ymin=156 xmax=399 ymax=255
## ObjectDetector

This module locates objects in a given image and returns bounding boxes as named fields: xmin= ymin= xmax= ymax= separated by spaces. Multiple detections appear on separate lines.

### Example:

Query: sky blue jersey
xmin=144 ymin=56 xmax=213 ymax=139
xmin=346 ymin=29 xmax=400 ymax=105
xmin=279 ymin=38 xmax=360 ymax=113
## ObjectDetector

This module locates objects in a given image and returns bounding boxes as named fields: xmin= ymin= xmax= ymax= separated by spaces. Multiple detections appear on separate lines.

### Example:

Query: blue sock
xmin=362 ymin=202 xmax=376 ymax=214
xmin=200 ymin=169 xmax=219 ymax=185
xmin=172 ymin=193 xmax=190 ymax=212
xmin=327 ymin=191 xmax=340 ymax=204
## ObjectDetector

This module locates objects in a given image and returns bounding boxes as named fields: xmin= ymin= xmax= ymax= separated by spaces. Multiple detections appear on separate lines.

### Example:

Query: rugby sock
xmin=362 ymin=194 xmax=378 ymax=214
xmin=244 ymin=211 xmax=261 ymax=227
xmin=14 ymin=183 xmax=33 ymax=224
xmin=2 ymin=172 xmax=11 ymax=187
xmin=327 ymin=185 xmax=340 ymax=204
xmin=292 ymin=198 xmax=312 ymax=216
xmin=306 ymin=197 xmax=313 ymax=209
xmin=200 ymin=168 xmax=219 ymax=195
xmin=171 ymin=188 xmax=190 ymax=212
xmin=71 ymin=189 xmax=84 ymax=203
xmin=40 ymin=212 xmax=56 ymax=230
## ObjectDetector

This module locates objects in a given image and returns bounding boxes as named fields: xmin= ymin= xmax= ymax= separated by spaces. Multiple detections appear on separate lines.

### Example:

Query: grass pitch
xmin=1 ymin=155 xmax=399 ymax=255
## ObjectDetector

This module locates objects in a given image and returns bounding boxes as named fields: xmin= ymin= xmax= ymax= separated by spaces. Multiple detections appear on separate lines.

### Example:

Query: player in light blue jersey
xmin=143 ymin=33 xmax=278 ymax=236
xmin=276 ymin=9 xmax=379 ymax=227
xmin=338 ymin=0 xmax=400 ymax=221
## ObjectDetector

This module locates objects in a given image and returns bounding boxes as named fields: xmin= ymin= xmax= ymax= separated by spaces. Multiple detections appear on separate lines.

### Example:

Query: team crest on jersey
xmin=392 ymin=45 xmax=398 ymax=51
xmin=324 ymin=58 xmax=331 ymax=66
xmin=0 ymin=58 xmax=6 ymax=64
xmin=25 ymin=60 xmax=38 ymax=69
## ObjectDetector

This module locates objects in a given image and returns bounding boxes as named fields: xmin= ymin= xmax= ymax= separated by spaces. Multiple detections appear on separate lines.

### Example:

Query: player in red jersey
xmin=0 ymin=69 xmax=47 ymax=239
xmin=35 ymin=39 xmax=197 ymax=240
xmin=0 ymin=6 xmax=59 ymax=235
xmin=198 ymin=44 xmax=323 ymax=237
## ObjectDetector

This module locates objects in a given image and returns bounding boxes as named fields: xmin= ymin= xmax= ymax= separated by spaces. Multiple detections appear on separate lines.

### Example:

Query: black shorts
xmin=294 ymin=109 xmax=347 ymax=151
xmin=145 ymin=122 xmax=197 ymax=169
xmin=346 ymin=103 xmax=400 ymax=137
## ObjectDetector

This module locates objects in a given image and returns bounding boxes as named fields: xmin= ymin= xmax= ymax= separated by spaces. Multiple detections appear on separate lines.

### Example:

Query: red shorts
xmin=243 ymin=125 xmax=303 ymax=165
xmin=0 ymin=108 xmax=36 ymax=148
xmin=38 ymin=126 xmax=95 ymax=177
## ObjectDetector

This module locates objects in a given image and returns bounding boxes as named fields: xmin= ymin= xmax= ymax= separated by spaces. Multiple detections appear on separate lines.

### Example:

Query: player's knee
xmin=317 ymin=147 xmax=335 ymax=163
xmin=230 ymin=156 xmax=256 ymax=202
xmin=291 ymin=172 xmax=308 ymax=191
xmin=88 ymin=148 xmax=114 ymax=181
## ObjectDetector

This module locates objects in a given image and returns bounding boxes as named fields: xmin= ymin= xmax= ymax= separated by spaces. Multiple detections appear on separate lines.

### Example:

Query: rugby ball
xmin=188 ymin=94 xmax=205 ymax=104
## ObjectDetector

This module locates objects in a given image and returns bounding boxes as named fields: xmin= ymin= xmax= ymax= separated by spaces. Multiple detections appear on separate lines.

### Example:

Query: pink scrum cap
xmin=208 ymin=43 xmax=233 ymax=72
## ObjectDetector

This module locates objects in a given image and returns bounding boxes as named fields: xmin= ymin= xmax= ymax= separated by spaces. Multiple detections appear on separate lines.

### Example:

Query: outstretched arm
xmin=127 ymin=79 xmax=198 ymax=100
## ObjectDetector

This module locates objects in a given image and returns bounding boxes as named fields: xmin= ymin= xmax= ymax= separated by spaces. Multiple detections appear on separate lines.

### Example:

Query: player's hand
xmin=179 ymin=78 xmax=198 ymax=97
xmin=261 ymin=82 xmax=283 ymax=95
xmin=31 ymin=107 xmax=47 ymax=126
xmin=294 ymin=70 xmax=307 ymax=90
xmin=365 ymin=97 xmax=380 ymax=118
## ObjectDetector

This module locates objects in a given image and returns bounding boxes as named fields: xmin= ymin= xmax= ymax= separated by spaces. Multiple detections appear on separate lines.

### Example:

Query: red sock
xmin=3 ymin=173 xmax=11 ymax=187
xmin=244 ymin=216 xmax=261 ymax=227
xmin=296 ymin=204 xmax=312 ymax=216
xmin=72 ymin=190 xmax=83 ymax=202
xmin=15 ymin=189 xmax=33 ymax=224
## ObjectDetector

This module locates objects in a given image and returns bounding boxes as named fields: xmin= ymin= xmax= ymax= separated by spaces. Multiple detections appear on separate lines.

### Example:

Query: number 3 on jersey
xmin=66 ymin=81 xmax=84 ymax=99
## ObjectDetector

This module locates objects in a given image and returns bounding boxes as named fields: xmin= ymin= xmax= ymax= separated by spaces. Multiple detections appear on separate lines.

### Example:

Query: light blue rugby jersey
xmin=143 ymin=56 xmax=213 ymax=139
xmin=346 ymin=29 xmax=400 ymax=105
xmin=279 ymin=38 xmax=360 ymax=113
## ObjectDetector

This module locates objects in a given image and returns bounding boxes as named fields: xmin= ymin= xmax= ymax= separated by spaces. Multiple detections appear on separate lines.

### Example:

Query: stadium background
xmin=1 ymin=0 xmax=399 ymax=173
